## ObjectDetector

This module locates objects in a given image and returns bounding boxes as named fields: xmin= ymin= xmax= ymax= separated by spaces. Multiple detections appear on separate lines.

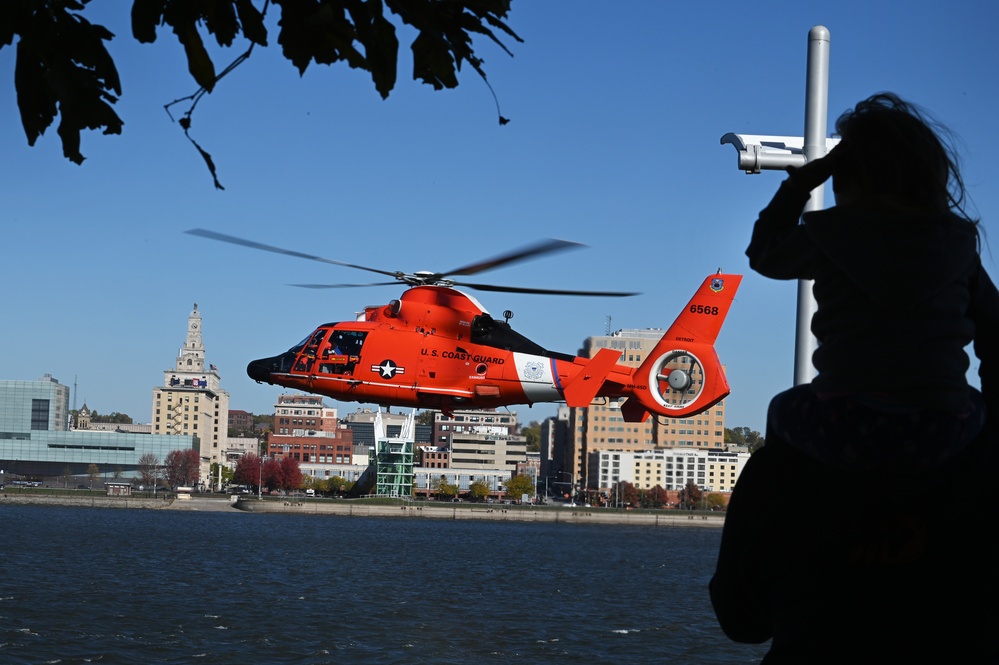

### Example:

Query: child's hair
xmin=833 ymin=92 xmax=976 ymax=226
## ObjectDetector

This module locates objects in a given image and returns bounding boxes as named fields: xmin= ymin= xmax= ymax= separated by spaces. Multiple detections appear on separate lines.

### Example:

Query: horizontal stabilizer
xmin=562 ymin=347 xmax=621 ymax=407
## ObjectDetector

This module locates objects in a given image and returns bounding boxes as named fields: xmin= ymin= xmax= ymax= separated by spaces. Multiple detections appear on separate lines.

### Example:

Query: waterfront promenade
xmin=0 ymin=492 xmax=725 ymax=527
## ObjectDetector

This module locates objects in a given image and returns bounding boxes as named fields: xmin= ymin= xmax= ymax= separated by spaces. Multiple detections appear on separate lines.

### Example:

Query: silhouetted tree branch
xmin=2 ymin=0 xmax=521 ymax=188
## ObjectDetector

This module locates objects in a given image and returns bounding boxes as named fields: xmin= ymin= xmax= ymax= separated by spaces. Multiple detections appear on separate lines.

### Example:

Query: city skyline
xmin=3 ymin=3 xmax=997 ymax=434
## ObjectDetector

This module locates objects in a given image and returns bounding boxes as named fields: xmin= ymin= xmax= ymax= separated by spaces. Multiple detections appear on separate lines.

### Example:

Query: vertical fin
xmin=660 ymin=273 xmax=742 ymax=348
xmin=624 ymin=273 xmax=742 ymax=421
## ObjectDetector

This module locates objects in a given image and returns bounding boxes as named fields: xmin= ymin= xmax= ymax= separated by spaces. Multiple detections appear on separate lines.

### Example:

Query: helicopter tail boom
xmin=619 ymin=273 xmax=742 ymax=422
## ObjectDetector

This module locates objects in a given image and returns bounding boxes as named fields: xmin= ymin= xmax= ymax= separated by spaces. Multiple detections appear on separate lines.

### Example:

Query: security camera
xmin=720 ymin=133 xmax=840 ymax=174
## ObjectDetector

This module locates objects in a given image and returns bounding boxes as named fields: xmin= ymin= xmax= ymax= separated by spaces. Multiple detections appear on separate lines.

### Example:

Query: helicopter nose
xmin=247 ymin=357 xmax=274 ymax=383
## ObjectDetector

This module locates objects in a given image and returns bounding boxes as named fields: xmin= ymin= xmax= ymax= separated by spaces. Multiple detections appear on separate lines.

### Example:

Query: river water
xmin=1 ymin=505 xmax=767 ymax=664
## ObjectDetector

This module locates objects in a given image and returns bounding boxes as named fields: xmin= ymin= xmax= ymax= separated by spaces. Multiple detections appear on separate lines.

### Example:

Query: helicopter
xmin=187 ymin=229 xmax=741 ymax=422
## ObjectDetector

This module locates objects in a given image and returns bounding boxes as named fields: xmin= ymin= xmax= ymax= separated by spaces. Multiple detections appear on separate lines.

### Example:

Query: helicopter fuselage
xmin=247 ymin=286 xmax=595 ymax=411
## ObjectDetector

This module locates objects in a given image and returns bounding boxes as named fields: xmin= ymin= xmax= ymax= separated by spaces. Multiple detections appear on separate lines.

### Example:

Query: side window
xmin=318 ymin=330 xmax=368 ymax=375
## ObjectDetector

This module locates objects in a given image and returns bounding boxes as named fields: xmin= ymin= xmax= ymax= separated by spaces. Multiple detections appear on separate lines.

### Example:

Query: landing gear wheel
xmin=651 ymin=350 xmax=704 ymax=410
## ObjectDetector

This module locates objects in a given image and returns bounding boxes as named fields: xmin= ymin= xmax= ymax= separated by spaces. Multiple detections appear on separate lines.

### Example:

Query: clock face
xmin=191 ymin=323 xmax=199 ymax=330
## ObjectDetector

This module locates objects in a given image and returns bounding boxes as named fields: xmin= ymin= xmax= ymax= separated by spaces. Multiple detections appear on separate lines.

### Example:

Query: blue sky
xmin=2 ymin=1 xmax=997 ymax=434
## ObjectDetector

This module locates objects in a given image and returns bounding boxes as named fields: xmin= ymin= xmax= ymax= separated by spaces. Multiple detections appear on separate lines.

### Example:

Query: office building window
xmin=31 ymin=399 xmax=50 ymax=430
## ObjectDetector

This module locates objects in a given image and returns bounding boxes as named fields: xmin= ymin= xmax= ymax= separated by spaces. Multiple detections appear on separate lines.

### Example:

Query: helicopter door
xmin=318 ymin=329 xmax=367 ymax=376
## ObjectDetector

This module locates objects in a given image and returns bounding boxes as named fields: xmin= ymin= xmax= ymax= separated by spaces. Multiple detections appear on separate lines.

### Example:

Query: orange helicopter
xmin=187 ymin=229 xmax=741 ymax=422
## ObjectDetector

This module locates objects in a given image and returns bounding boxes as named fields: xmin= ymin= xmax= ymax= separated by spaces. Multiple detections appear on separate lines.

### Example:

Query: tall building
xmin=151 ymin=304 xmax=229 ymax=487
xmin=540 ymin=406 xmax=571 ymax=496
xmin=0 ymin=374 xmax=70 ymax=434
xmin=563 ymin=329 xmax=728 ymax=492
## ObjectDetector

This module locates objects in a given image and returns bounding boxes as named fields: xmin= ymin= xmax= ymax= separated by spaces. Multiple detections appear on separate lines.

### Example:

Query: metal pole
xmin=794 ymin=26 xmax=831 ymax=386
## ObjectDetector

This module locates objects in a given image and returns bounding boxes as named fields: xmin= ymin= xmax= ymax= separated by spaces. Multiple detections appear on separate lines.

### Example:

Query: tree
xmin=643 ymin=485 xmax=670 ymax=509
xmin=87 ymin=463 xmax=100 ymax=489
xmin=278 ymin=455 xmax=303 ymax=491
xmin=705 ymin=493 xmax=726 ymax=511
xmin=137 ymin=453 xmax=159 ymax=488
xmin=301 ymin=474 xmax=322 ymax=494
xmin=678 ymin=481 xmax=703 ymax=510
xmin=468 ymin=478 xmax=490 ymax=502
xmin=612 ymin=480 xmax=639 ymax=508
xmin=502 ymin=473 xmax=534 ymax=502
xmin=520 ymin=421 xmax=541 ymax=453
xmin=164 ymin=448 xmax=200 ymax=487
xmin=326 ymin=475 xmax=348 ymax=495
xmin=233 ymin=452 xmax=262 ymax=489
xmin=2 ymin=0 xmax=521 ymax=187
xmin=725 ymin=426 xmax=766 ymax=453
xmin=261 ymin=457 xmax=283 ymax=491
xmin=416 ymin=410 xmax=436 ymax=426
xmin=434 ymin=475 xmax=458 ymax=501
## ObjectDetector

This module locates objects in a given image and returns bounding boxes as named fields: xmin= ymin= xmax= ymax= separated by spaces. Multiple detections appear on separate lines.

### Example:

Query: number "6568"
xmin=689 ymin=304 xmax=719 ymax=315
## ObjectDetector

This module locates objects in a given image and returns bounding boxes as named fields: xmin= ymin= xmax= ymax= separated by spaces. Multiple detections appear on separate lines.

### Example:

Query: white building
xmin=591 ymin=447 xmax=750 ymax=493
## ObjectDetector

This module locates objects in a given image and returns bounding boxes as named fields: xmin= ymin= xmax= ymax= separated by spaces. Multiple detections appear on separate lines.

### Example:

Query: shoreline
xmin=0 ymin=493 xmax=725 ymax=527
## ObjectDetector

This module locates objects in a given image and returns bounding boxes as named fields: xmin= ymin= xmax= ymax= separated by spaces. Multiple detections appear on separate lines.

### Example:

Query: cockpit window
xmin=288 ymin=334 xmax=312 ymax=354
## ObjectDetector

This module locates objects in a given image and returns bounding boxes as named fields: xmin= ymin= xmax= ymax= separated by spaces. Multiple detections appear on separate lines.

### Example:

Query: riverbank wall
xmin=233 ymin=498 xmax=725 ymax=527
xmin=0 ymin=493 xmax=172 ymax=510
xmin=0 ymin=493 xmax=725 ymax=527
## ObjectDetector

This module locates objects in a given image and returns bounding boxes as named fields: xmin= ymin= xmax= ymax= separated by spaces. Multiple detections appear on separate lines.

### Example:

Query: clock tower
xmin=177 ymin=303 xmax=206 ymax=372
xmin=151 ymin=303 xmax=230 ymax=489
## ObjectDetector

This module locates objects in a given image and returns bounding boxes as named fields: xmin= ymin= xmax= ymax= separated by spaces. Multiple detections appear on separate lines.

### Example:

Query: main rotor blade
xmin=444 ymin=238 xmax=583 ymax=277
xmin=454 ymin=281 xmax=639 ymax=297
xmin=290 ymin=282 xmax=400 ymax=289
xmin=186 ymin=228 xmax=399 ymax=279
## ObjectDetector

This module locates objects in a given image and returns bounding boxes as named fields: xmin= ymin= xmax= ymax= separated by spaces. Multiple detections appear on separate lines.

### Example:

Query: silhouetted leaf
xmin=13 ymin=2 xmax=122 ymax=163
xmin=410 ymin=31 xmax=458 ymax=90
xmin=346 ymin=0 xmax=398 ymax=98
xmin=131 ymin=0 xmax=164 ymax=43
xmin=203 ymin=0 xmax=240 ymax=46
xmin=275 ymin=0 xmax=366 ymax=75
xmin=174 ymin=21 xmax=217 ymax=91
xmin=235 ymin=0 xmax=268 ymax=45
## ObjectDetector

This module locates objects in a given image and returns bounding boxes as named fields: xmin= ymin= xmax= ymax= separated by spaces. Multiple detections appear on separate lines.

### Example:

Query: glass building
xmin=0 ymin=375 xmax=197 ymax=479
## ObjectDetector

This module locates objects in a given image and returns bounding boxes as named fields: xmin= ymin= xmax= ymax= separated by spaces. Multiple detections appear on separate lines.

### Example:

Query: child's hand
xmin=786 ymin=143 xmax=846 ymax=191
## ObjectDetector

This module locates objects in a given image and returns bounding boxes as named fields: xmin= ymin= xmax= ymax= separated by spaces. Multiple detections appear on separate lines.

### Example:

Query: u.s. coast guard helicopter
xmin=187 ymin=229 xmax=740 ymax=422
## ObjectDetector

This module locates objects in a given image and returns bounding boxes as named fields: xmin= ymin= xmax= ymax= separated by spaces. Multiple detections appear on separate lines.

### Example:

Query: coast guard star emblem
xmin=372 ymin=360 xmax=405 ymax=379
